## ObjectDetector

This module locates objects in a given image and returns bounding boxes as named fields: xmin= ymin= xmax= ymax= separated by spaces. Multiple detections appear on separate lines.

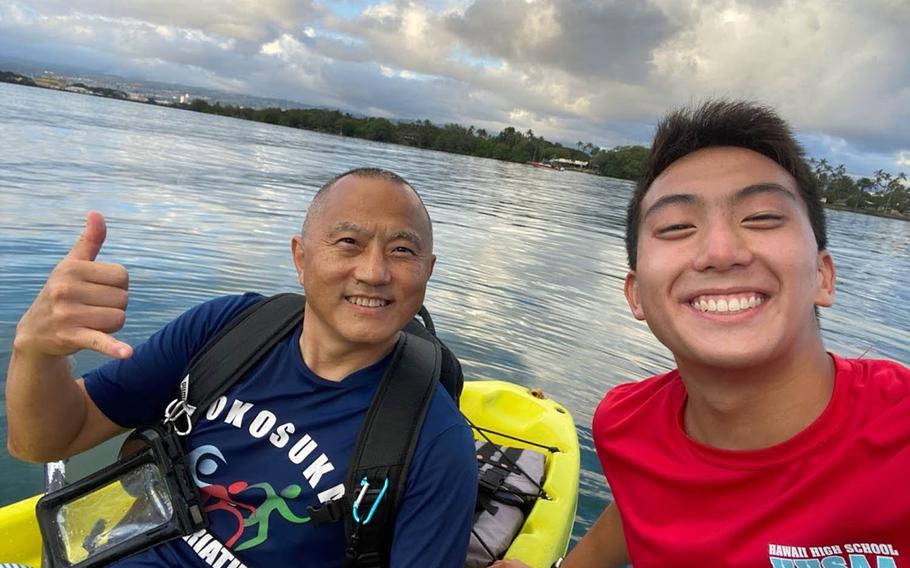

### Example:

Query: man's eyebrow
xmin=733 ymin=183 xmax=799 ymax=204
xmin=642 ymin=193 xmax=701 ymax=222
xmin=327 ymin=221 xmax=367 ymax=236
xmin=390 ymin=230 xmax=423 ymax=248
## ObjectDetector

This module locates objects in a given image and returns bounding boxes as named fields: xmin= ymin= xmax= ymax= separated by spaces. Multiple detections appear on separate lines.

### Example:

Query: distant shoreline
xmin=823 ymin=204 xmax=908 ymax=222
xmin=0 ymin=68 xmax=605 ymax=175
xmin=2 ymin=69 xmax=907 ymax=222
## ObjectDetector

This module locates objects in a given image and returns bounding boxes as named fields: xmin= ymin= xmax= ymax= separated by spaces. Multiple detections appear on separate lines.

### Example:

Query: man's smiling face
xmin=624 ymin=146 xmax=836 ymax=371
xmin=292 ymin=174 xmax=435 ymax=353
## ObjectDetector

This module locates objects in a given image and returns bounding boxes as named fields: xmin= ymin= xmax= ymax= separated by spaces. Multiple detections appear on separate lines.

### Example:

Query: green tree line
xmin=0 ymin=71 xmax=36 ymax=87
xmin=181 ymin=99 xmax=652 ymax=180
xmin=588 ymin=145 xmax=650 ymax=180
xmin=182 ymin=99 xmax=590 ymax=165
xmin=809 ymin=158 xmax=908 ymax=217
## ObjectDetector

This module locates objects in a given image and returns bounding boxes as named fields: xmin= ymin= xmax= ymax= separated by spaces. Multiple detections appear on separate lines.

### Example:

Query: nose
xmin=692 ymin=219 xmax=753 ymax=272
xmin=354 ymin=244 xmax=391 ymax=286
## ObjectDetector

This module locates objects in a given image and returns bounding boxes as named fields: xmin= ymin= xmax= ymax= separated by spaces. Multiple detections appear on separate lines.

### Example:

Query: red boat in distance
xmin=528 ymin=161 xmax=564 ymax=171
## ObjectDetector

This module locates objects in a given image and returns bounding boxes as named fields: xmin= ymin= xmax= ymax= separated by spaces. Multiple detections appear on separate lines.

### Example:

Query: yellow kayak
xmin=460 ymin=380 xmax=580 ymax=568
xmin=0 ymin=494 xmax=42 ymax=567
xmin=0 ymin=380 xmax=579 ymax=568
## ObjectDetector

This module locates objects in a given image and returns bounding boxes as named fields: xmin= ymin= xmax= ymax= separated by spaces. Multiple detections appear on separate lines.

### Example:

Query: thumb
xmin=66 ymin=211 xmax=107 ymax=261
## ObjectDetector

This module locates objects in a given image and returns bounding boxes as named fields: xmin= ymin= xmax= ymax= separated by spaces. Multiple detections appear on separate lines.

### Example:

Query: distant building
xmin=127 ymin=93 xmax=149 ymax=102
xmin=551 ymin=158 xmax=589 ymax=168
xmin=178 ymin=93 xmax=192 ymax=104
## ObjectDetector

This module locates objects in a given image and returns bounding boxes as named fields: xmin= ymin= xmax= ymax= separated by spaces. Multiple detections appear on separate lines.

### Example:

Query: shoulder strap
xmin=181 ymin=293 xmax=305 ymax=426
xmin=341 ymin=332 xmax=442 ymax=568
xmin=403 ymin=316 xmax=463 ymax=402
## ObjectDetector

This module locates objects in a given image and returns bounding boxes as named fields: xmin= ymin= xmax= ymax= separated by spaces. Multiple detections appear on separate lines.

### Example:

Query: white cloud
xmin=362 ymin=2 xmax=398 ymax=20
xmin=0 ymin=1 xmax=33 ymax=24
xmin=259 ymin=38 xmax=284 ymax=57
xmin=7 ymin=0 xmax=323 ymax=43
xmin=509 ymin=108 xmax=528 ymax=122
xmin=648 ymin=0 xmax=909 ymax=153
xmin=0 ymin=0 xmax=907 ymax=174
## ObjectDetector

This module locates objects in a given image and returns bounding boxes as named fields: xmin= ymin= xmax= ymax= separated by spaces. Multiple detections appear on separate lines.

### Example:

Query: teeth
xmin=692 ymin=295 xmax=763 ymax=314
xmin=348 ymin=296 xmax=389 ymax=308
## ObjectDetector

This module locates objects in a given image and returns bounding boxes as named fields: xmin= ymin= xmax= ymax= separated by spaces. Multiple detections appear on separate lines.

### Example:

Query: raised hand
xmin=15 ymin=211 xmax=132 ymax=359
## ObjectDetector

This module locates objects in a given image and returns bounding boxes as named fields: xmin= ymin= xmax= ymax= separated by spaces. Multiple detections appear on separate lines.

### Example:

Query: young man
xmin=496 ymin=101 xmax=910 ymax=567
xmin=6 ymin=168 xmax=477 ymax=567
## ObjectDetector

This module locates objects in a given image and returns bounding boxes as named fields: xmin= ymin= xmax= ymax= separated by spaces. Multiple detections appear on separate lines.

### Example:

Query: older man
xmin=6 ymin=168 xmax=477 ymax=567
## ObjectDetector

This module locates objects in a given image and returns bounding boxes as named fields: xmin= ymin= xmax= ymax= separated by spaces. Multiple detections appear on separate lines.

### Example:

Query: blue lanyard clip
xmin=352 ymin=476 xmax=389 ymax=525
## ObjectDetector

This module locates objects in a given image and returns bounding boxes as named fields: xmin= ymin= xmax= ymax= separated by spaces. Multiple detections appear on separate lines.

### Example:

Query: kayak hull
xmin=0 ymin=494 xmax=42 ymax=567
xmin=460 ymin=380 xmax=580 ymax=568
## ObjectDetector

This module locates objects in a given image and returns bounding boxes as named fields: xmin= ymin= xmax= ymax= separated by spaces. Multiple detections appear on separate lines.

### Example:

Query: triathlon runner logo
xmin=188 ymin=445 xmax=311 ymax=551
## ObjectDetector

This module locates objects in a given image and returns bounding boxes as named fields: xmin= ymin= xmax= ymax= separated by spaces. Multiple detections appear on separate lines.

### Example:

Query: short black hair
xmin=625 ymin=100 xmax=827 ymax=270
xmin=302 ymin=167 xmax=432 ymax=244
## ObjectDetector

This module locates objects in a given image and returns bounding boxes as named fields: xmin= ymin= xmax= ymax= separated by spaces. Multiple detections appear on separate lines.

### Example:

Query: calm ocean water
xmin=1 ymin=82 xmax=908 ymax=547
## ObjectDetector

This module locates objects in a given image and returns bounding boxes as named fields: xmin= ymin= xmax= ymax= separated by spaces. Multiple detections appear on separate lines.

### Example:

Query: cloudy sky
xmin=1 ymin=0 xmax=908 ymax=177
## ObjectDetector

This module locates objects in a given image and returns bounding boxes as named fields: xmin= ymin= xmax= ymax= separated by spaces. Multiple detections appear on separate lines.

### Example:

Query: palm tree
xmin=881 ymin=172 xmax=907 ymax=213
xmin=853 ymin=177 xmax=875 ymax=210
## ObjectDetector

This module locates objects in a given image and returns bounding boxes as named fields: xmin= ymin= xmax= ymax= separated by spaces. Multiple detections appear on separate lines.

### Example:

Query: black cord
xmin=471 ymin=425 xmax=560 ymax=453
xmin=464 ymin=414 xmax=549 ymax=500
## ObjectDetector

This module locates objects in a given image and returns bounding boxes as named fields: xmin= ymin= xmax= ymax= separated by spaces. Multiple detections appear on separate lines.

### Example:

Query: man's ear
xmin=291 ymin=235 xmax=305 ymax=286
xmin=814 ymin=250 xmax=836 ymax=308
xmin=427 ymin=254 xmax=436 ymax=280
xmin=624 ymin=271 xmax=646 ymax=320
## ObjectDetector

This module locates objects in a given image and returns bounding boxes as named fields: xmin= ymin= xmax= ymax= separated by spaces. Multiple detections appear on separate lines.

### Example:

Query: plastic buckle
xmin=307 ymin=499 xmax=345 ymax=524
xmin=478 ymin=467 xmax=508 ymax=493
xmin=351 ymin=551 xmax=382 ymax=567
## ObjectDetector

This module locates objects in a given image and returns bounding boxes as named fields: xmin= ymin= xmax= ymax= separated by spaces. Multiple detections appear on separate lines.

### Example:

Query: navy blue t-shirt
xmin=83 ymin=293 xmax=477 ymax=568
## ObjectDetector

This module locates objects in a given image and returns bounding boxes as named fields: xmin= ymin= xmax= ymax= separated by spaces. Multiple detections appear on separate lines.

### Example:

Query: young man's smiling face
xmin=292 ymin=174 xmax=435 ymax=355
xmin=625 ymin=146 xmax=836 ymax=372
